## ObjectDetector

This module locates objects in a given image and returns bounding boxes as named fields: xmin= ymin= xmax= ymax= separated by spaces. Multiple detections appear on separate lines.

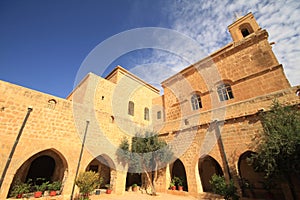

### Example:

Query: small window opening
xmin=296 ymin=89 xmax=300 ymax=97
xmin=184 ymin=119 xmax=189 ymax=125
xmin=48 ymin=99 xmax=57 ymax=110
xmin=241 ymin=28 xmax=250 ymax=37
xmin=144 ymin=107 xmax=149 ymax=121
xmin=110 ymin=116 xmax=115 ymax=123
xmin=157 ymin=111 xmax=161 ymax=119
xmin=128 ymin=101 xmax=134 ymax=116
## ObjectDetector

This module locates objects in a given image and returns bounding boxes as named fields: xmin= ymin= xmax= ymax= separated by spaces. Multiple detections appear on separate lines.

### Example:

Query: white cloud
xmin=166 ymin=0 xmax=300 ymax=85
xmin=129 ymin=0 xmax=300 ymax=89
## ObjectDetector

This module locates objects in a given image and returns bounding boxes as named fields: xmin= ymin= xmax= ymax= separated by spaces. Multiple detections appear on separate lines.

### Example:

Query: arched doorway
xmin=86 ymin=154 xmax=116 ymax=189
xmin=238 ymin=151 xmax=285 ymax=199
xmin=125 ymin=172 xmax=142 ymax=190
xmin=8 ymin=149 xmax=68 ymax=197
xmin=198 ymin=155 xmax=223 ymax=192
xmin=26 ymin=155 xmax=55 ymax=182
xmin=170 ymin=159 xmax=188 ymax=191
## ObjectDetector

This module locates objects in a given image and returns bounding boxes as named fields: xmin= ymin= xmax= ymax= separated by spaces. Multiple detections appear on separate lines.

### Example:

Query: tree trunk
xmin=144 ymin=169 xmax=156 ymax=195
xmin=283 ymin=173 xmax=296 ymax=200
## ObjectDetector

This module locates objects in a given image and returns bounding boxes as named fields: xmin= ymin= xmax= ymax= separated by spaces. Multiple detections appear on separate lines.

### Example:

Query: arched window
xmin=239 ymin=23 xmax=254 ymax=38
xmin=157 ymin=111 xmax=162 ymax=119
xmin=128 ymin=101 xmax=134 ymax=116
xmin=47 ymin=99 xmax=57 ymax=110
xmin=144 ymin=107 xmax=149 ymax=121
xmin=241 ymin=28 xmax=250 ymax=37
xmin=191 ymin=94 xmax=202 ymax=110
xmin=217 ymin=83 xmax=234 ymax=101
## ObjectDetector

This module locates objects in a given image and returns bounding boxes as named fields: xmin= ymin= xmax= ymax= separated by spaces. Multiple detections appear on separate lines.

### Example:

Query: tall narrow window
xmin=217 ymin=84 xmax=234 ymax=101
xmin=128 ymin=101 xmax=134 ymax=116
xmin=157 ymin=111 xmax=161 ymax=119
xmin=144 ymin=107 xmax=149 ymax=121
xmin=191 ymin=94 xmax=202 ymax=110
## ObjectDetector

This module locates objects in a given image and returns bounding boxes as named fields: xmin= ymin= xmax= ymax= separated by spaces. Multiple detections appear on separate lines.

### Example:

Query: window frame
xmin=217 ymin=83 xmax=234 ymax=102
xmin=128 ymin=101 xmax=134 ymax=116
xmin=157 ymin=111 xmax=162 ymax=120
xmin=191 ymin=94 xmax=202 ymax=110
xmin=144 ymin=107 xmax=150 ymax=121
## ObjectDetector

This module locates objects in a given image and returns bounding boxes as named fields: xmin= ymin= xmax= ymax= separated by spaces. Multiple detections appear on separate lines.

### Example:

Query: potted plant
xmin=132 ymin=183 xmax=138 ymax=192
xmin=94 ymin=177 xmax=103 ymax=195
xmin=173 ymin=176 xmax=184 ymax=191
xmin=105 ymin=184 xmax=112 ymax=194
xmin=169 ymin=179 xmax=176 ymax=190
xmin=177 ymin=178 xmax=184 ymax=191
xmin=10 ymin=180 xmax=31 ymax=198
xmin=75 ymin=171 xmax=100 ymax=199
xmin=34 ymin=181 xmax=49 ymax=198
xmin=48 ymin=181 xmax=61 ymax=196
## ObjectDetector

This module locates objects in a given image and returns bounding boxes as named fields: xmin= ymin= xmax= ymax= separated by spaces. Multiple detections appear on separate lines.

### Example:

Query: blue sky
xmin=1 ymin=0 xmax=299 ymax=98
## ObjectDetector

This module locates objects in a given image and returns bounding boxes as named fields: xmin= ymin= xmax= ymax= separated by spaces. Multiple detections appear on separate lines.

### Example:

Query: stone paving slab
xmin=89 ymin=192 xmax=199 ymax=200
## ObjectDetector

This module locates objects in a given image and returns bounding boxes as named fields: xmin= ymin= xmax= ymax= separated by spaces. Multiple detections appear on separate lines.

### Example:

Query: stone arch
xmin=86 ymin=154 xmax=116 ymax=189
xmin=198 ymin=155 xmax=223 ymax=192
xmin=8 ymin=148 xmax=68 ymax=196
xmin=237 ymin=150 xmax=286 ymax=199
xmin=170 ymin=159 xmax=188 ymax=191
xmin=239 ymin=23 xmax=254 ymax=37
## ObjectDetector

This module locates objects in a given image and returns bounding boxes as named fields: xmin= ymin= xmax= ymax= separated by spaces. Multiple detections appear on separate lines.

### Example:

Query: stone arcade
xmin=0 ymin=13 xmax=299 ymax=199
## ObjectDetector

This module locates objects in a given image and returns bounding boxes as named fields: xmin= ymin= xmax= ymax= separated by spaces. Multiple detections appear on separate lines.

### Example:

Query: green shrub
xmin=75 ymin=171 xmax=100 ymax=195
xmin=34 ymin=180 xmax=49 ymax=192
xmin=48 ymin=181 xmax=61 ymax=191
xmin=172 ymin=176 xmax=184 ymax=186
xmin=10 ymin=180 xmax=31 ymax=197
xmin=209 ymin=174 xmax=239 ymax=200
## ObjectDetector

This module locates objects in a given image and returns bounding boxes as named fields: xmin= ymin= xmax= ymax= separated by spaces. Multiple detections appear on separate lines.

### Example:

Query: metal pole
xmin=0 ymin=106 xmax=33 ymax=189
xmin=214 ymin=120 xmax=231 ymax=180
xmin=70 ymin=120 xmax=90 ymax=200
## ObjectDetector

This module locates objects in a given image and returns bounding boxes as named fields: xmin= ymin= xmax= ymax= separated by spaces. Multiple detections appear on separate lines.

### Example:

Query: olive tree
xmin=117 ymin=131 xmax=174 ymax=195
xmin=249 ymin=100 xmax=300 ymax=199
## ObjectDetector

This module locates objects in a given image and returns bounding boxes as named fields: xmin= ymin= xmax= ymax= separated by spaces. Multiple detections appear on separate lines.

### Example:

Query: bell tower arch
xmin=228 ymin=12 xmax=261 ymax=42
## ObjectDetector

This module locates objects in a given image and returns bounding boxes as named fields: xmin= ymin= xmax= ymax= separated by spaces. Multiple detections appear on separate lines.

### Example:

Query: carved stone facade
xmin=0 ymin=12 xmax=299 ymax=199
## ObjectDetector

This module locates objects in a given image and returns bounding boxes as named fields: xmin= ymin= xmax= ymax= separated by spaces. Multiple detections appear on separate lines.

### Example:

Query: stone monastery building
xmin=0 ymin=13 xmax=299 ymax=199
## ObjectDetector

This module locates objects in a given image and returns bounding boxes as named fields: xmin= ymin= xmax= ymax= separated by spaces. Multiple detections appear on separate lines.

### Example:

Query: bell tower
xmin=228 ymin=12 xmax=261 ymax=42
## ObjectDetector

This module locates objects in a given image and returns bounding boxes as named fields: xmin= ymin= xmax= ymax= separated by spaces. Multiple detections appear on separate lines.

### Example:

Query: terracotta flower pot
xmin=106 ymin=189 xmax=112 ymax=194
xmin=178 ymin=186 xmax=183 ymax=191
xmin=49 ymin=190 xmax=57 ymax=196
xmin=171 ymin=186 xmax=176 ymax=190
xmin=34 ymin=191 xmax=42 ymax=198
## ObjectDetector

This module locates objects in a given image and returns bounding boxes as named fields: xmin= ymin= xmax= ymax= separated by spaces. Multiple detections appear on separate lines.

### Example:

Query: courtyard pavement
xmin=89 ymin=192 xmax=199 ymax=200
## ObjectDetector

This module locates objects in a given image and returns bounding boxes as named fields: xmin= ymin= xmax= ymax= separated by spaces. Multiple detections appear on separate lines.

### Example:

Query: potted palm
xmin=75 ymin=171 xmax=100 ymax=199
xmin=48 ymin=181 xmax=61 ymax=196
xmin=10 ymin=181 xmax=31 ymax=198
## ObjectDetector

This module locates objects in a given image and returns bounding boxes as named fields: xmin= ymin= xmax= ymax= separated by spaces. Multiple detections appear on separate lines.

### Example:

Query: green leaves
xmin=116 ymin=131 xmax=174 ymax=173
xmin=75 ymin=171 xmax=100 ymax=194
xmin=250 ymin=100 xmax=300 ymax=179
xmin=209 ymin=174 xmax=239 ymax=200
